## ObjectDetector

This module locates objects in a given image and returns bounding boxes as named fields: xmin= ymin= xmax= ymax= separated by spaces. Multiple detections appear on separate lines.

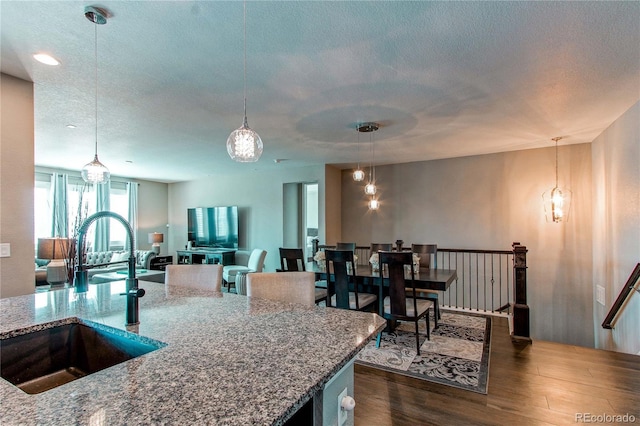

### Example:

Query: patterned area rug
xmin=356 ymin=311 xmax=491 ymax=394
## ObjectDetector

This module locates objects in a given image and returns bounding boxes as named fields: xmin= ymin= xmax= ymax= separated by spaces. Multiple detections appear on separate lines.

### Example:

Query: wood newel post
xmin=512 ymin=242 xmax=532 ymax=343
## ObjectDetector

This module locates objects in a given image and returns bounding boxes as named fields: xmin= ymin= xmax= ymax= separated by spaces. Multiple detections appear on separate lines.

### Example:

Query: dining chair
xmin=165 ymin=264 xmax=223 ymax=292
xmin=277 ymin=247 xmax=327 ymax=304
xmin=376 ymin=251 xmax=432 ymax=355
xmin=246 ymin=272 xmax=316 ymax=307
xmin=279 ymin=247 xmax=306 ymax=272
xmin=324 ymin=249 xmax=377 ymax=311
xmin=370 ymin=243 xmax=393 ymax=258
xmin=411 ymin=244 xmax=440 ymax=324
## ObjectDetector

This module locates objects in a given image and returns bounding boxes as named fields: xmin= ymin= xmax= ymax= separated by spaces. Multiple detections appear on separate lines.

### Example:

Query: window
xmin=33 ymin=172 xmax=132 ymax=251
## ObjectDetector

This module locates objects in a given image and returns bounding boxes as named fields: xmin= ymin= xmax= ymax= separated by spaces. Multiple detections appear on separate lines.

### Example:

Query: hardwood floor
xmin=354 ymin=316 xmax=640 ymax=425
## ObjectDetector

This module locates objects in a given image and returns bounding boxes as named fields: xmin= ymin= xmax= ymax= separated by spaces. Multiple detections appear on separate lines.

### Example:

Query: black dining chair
xmin=376 ymin=251 xmax=432 ymax=355
xmin=325 ymin=249 xmax=377 ymax=311
xmin=370 ymin=243 xmax=393 ymax=258
xmin=278 ymin=247 xmax=306 ymax=272
xmin=278 ymin=247 xmax=327 ymax=304
xmin=411 ymin=244 xmax=440 ymax=324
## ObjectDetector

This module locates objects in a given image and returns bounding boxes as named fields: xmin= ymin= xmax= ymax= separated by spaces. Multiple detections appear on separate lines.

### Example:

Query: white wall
xmin=136 ymin=180 xmax=169 ymax=254
xmin=341 ymin=143 xmax=595 ymax=347
xmin=167 ymin=165 xmax=326 ymax=272
xmin=0 ymin=74 xmax=35 ymax=298
xmin=592 ymin=101 xmax=640 ymax=354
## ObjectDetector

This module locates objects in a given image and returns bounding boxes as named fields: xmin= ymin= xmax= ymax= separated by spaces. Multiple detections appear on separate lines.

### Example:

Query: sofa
xmin=35 ymin=250 xmax=156 ymax=285
xmin=83 ymin=250 xmax=157 ymax=277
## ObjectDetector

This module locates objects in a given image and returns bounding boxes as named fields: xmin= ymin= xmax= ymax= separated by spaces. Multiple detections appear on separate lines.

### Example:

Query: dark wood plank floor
xmin=354 ymin=316 xmax=640 ymax=425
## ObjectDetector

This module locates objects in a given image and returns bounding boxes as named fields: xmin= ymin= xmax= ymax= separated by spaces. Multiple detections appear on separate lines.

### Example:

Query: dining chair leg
xmin=375 ymin=332 xmax=382 ymax=348
xmin=425 ymin=311 xmax=431 ymax=341
xmin=415 ymin=322 xmax=421 ymax=356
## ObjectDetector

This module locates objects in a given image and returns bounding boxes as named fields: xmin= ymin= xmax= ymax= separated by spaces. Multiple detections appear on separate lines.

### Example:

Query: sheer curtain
xmin=126 ymin=182 xmax=138 ymax=251
xmin=94 ymin=183 xmax=111 ymax=251
xmin=50 ymin=173 xmax=68 ymax=237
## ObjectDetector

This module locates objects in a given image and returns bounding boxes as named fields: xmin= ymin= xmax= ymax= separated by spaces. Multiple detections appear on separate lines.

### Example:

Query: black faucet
xmin=74 ymin=211 xmax=145 ymax=326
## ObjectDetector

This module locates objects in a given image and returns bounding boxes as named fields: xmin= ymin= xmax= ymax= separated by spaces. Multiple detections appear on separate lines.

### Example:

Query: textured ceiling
xmin=1 ymin=1 xmax=639 ymax=183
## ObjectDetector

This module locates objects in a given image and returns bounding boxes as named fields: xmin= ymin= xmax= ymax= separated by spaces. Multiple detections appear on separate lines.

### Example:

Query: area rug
xmin=355 ymin=311 xmax=491 ymax=394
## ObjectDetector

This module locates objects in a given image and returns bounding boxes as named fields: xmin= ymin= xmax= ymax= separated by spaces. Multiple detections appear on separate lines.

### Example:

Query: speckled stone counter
xmin=0 ymin=280 xmax=386 ymax=425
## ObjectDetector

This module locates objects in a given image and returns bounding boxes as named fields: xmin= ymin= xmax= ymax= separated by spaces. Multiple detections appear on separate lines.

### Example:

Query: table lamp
xmin=149 ymin=232 xmax=164 ymax=254
xmin=37 ymin=238 xmax=71 ymax=285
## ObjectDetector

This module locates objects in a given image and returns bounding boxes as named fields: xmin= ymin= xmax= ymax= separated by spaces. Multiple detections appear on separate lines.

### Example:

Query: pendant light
xmin=81 ymin=6 xmax=110 ymax=185
xmin=543 ymin=136 xmax=572 ymax=223
xmin=352 ymin=125 xmax=365 ymax=181
xmin=227 ymin=0 xmax=263 ymax=162
xmin=358 ymin=122 xmax=379 ymax=196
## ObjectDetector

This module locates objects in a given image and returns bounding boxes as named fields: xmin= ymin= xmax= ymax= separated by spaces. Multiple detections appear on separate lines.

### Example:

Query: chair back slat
xmin=379 ymin=251 xmax=415 ymax=317
xmin=325 ymin=249 xmax=356 ymax=309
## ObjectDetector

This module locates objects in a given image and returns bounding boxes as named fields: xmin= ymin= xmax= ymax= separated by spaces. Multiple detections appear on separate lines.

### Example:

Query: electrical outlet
xmin=337 ymin=387 xmax=348 ymax=426
xmin=596 ymin=285 xmax=605 ymax=306
xmin=0 ymin=243 xmax=10 ymax=258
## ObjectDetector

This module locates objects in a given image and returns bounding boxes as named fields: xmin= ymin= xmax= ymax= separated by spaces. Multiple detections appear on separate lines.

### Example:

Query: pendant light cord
xmin=356 ymin=126 xmax=360 ymax=169
xmin=552 ymin=136 xmax=562 ymax=188
xmin=94 ymin=22 xmax=99 ymax=158
xmin=555 ymin=139 xmax=558 ymax=188
xmin=371 ymin=132 xmax=376 ymax=181
xmin=242 ymin=0 xmax=248 ymax=125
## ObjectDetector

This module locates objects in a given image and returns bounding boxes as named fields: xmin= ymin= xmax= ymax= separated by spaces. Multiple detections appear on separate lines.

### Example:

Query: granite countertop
xmin=0 ymin=280 xmax=386 ymax=425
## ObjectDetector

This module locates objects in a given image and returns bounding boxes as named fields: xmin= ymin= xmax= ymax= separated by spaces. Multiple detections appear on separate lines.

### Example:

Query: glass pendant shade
xmin=368 ymin=198 xmax=380 ymax=210
xmin=543 ymin=136 xmax=571 ymax=223
xmin=81 ymin=6 xmax=109 ymax=185
xmin=364 ymin=182 xmax=377 ymax=195
xmin=82 ymin=154 xmax=110 ymax=184
xmin=353 ymin=168 xmax=365 ymax=182
xmin=226 ymin=117 xmax=263 ymax=162
xmin=543 ymin=186 xmax=572 ymax=223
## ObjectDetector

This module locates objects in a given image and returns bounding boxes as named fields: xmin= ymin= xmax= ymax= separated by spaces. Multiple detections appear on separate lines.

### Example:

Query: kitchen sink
xmin=0 ymin=318 xmax=166 ymax=394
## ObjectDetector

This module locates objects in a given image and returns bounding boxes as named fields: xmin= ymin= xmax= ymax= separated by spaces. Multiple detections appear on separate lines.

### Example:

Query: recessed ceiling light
xmin=33 ymin=53 xmax=60 ymax=66
xmin=66 ymin=124 xmax=77 ymax=129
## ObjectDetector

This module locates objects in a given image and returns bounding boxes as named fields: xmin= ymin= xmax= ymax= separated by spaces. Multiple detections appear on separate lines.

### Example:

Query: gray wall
xmin=592 ymin=101 xmax=640 ymax=355
xmin=0 ymin=74 xmax=35 ymax=298
xmin=167 ymin=165 xmax=327 ymax=273
xmin=341 ymin=143 xmax=595 ymax=347
xmin=136 ymin=180 xmax=170 ymax=254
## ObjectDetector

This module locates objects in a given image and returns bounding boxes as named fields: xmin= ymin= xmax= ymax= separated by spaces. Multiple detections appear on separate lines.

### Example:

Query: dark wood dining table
xmin=307 ymin=262 xmax=458 ymax=291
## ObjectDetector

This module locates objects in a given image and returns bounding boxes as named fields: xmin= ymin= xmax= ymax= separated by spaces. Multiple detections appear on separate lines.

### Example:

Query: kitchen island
xmin=0 ymin=280 xmax=385 ymax=425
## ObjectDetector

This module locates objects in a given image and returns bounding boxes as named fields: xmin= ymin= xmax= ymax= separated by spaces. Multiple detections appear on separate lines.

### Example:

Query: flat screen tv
xmin=187 ymin=206 xmax=239 ymax=248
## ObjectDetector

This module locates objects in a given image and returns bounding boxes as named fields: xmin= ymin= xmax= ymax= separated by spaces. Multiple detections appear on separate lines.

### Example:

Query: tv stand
xmin=176 ymin=249 xmax=235 ymax=266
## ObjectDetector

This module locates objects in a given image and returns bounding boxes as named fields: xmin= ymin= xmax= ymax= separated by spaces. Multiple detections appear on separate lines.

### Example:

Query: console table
xmin=150 ymin=255 xmax=173 ymax=270
xmin=176 ymin=249 xmax=235 ymax=265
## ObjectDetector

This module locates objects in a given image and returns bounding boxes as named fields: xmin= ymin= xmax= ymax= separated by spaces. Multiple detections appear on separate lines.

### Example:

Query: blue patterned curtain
xmin=50 ymin=173 xmax=68 ymax=237
xmin=94 ymin=183 xmax=111 ymax=251
xmin=126 ymin=182 xmax=138 ymax=250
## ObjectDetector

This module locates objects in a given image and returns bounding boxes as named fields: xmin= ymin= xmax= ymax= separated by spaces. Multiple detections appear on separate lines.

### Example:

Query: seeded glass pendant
xmin=227 ymin=1 xmax=262 ymax=163
xmin=82 ymin=154 xmax=110 ymax=184
xmin=353 ymin=126 xmax=365 ymax=181
xmin=364 ymin=182 xmax=376 ymax=195
xmin=81 ymin=6 xmax=110 ymax=184
xmin=227 ymin=107 xmax=263 ymax=162
xmin=368 ymin=198 xmax=380 ymax=210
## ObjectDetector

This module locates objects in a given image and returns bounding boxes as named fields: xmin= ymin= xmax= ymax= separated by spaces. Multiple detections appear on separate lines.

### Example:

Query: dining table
xmin=307 ymin=262 xmax=458 ymax=292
